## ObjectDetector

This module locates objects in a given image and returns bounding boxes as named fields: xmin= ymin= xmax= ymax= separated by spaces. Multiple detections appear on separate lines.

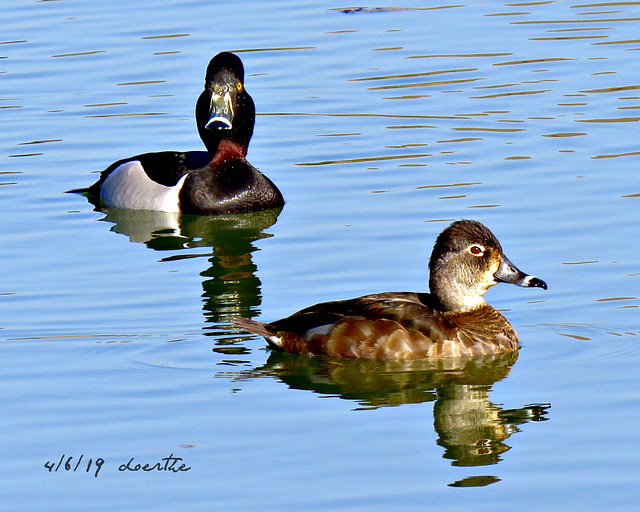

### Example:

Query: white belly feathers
xmin=100 ymin=160 xmax=187 ymax=213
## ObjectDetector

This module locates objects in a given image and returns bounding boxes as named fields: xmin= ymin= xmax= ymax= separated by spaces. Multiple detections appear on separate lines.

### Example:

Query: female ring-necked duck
xmin=233 ymin=220 xmax=547 ymax=359
xmin=76 ymin=52 xmax=284 ymax=215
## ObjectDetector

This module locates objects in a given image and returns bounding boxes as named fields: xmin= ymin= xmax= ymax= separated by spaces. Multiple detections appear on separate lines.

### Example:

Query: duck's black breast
xmin=178 ymin=149 xmax=284 ymax=215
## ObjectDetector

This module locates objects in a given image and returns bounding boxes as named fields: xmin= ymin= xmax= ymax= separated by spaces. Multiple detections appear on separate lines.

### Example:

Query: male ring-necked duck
xmin=233 ymin=220 xmax=547 ymax=359
xmin=75 ymin=52 xmax=284 ymax=215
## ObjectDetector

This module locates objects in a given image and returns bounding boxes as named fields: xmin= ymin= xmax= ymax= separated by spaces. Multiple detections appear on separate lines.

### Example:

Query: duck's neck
xmin=208 ymin=139 xmax=249 ymax=165
xmin=429 ymin=274 xmax=489 ymax=313
xmin=433 ymin=292 xmax=487 ymax=313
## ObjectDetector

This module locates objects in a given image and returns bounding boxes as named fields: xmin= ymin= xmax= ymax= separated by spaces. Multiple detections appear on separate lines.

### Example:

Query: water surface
xmin=2 ymin=1 xmax=640 ymax=511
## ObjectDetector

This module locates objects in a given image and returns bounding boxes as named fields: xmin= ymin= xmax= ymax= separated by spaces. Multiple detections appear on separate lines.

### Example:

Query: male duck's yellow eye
xmin=237 ymin=81 xmax=243 ymax=91
xmin=469 ymin=245 xmax=483 ymax=256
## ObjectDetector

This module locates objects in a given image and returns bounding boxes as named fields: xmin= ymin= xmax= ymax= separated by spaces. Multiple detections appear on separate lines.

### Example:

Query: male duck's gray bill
xmin=205 ymin=88 xmax=234 ymax=130
xmin=494 ymin=255 xmax=548 ymax=290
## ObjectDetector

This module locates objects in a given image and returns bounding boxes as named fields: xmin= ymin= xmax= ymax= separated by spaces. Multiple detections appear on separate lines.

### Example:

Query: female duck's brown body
xmin=233 ymin=220 xmax=547 ymax=359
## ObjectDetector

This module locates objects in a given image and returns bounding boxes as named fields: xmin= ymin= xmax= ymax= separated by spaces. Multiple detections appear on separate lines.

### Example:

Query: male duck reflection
xmin=233 ymin=220 xmax=547 ymax=359
xmin=75 ymin=52 xmax=283 ymax=215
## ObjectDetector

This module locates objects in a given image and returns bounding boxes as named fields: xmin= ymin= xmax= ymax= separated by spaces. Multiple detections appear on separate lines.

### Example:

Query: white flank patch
xmin=304 ymin=324 xmax=333 ymax=339
xmin=265 ymin=334 xmax=283 ymax=347
xmin=100 ymin=160 xmax=187 ymax=213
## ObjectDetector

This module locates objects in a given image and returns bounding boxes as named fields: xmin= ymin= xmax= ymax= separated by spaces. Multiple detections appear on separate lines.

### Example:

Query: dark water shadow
xmin=98 ymin=206 xmax=281 ymax=351
xmin=228 ymin=350 xmax=549 ymax=485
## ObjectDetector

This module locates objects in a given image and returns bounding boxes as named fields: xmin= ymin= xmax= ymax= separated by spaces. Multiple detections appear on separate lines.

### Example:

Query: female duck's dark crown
xmin=429 ymin=219 xmax=499 ymax=268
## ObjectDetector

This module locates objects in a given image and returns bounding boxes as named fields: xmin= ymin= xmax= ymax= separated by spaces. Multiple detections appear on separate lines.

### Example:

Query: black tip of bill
xmin=523 ymin=275 xmax=548 ymax=290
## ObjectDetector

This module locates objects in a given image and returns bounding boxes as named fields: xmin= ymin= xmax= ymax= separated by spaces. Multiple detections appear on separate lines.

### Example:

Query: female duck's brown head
xmin=428 ymin=220 xmax=547 ymax=312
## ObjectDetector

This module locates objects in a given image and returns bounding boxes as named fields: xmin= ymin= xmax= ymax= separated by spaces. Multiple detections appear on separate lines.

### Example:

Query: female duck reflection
xmin=99 ymin=207 xmax=281 ymax=327
xmin=234 ymin=351 xmax=549 ymax=474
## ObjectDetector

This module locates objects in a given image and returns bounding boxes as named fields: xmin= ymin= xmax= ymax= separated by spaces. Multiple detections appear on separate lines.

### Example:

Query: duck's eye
xmin=469 ymin=245 xmax=483 ymax=256
xmin=237 ymin=81 xmax=243 ymax=92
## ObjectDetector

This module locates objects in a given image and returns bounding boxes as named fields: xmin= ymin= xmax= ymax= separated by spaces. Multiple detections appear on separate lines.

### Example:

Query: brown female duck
xmin=233 ymin=220 xmax=547 ymax=359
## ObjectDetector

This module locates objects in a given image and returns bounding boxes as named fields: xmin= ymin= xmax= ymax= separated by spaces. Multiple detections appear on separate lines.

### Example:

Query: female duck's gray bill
xmin=205 ymin=89 xmax=234 ymax=130
xmin=494 ymin=255 xmax=548 ymax=290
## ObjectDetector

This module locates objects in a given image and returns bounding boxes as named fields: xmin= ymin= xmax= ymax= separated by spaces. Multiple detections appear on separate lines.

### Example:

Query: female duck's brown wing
xmin=261 ymin=292 xmax=435 ymax=333
xmin=234 ymin=292 xmax=451 ymax=359
xmin=233 ymin=293 xmax=519 ymax=359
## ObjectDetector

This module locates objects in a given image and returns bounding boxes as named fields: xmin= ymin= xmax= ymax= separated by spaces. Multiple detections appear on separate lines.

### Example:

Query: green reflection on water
xmin=100 ymin=206 xmax=282 ymax=342
xmin=231 ymin=350 xmax=550 ymax=477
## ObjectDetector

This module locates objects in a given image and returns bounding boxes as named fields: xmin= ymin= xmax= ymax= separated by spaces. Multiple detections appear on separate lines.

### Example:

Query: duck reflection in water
xmin=99 ymin=206 xmax=281 ymax=348
xmin=233 ymin=350 xmax=549 ymax=472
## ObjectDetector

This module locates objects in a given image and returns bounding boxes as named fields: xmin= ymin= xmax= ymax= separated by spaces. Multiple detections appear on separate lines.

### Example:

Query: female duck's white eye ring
xmin=469 ymin=245 xmax=484 ymax=256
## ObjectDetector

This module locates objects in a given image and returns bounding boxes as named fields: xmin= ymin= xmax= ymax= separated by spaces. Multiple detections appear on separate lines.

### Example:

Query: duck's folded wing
xmin=283 ymin=292 xmax=434 ymax=324
xmin=89 ymin=151 xmax=206 ymax=198
xmin=242 ymin=292 xmax=440 ymax=338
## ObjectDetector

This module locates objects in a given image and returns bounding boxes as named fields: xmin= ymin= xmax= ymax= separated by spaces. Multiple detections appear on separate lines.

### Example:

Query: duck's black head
xmin=196 ymin=52 xmax=256 ymax=154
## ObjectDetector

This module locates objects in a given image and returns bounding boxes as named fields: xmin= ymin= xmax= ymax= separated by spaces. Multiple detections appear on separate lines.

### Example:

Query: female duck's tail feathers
xmin=232 ymin=317 xmax=283 ymax=350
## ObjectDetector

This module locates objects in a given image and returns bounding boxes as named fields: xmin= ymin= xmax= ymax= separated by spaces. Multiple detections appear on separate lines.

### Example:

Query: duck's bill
xmin=494 ymin=256 xmax=547 ymax=290
xmin=205 ymin=90 xmax=234 ymax=130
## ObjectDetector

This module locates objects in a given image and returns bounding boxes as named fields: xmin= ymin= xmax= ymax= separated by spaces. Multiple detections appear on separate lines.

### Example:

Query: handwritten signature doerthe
xmin=44 ymin=454 xmax=191 ymax=478
xmin=119 ymin=454 xmax=191 ymax=473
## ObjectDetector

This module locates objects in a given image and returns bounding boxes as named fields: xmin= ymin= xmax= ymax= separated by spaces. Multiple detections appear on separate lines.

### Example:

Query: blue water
xmin=2 ymin=1 xmax=640 ymax=510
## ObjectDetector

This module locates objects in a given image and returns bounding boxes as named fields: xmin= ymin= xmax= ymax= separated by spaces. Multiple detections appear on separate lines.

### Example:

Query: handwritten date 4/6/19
xmin=44 ymin=454 xmax=104 ymax=478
